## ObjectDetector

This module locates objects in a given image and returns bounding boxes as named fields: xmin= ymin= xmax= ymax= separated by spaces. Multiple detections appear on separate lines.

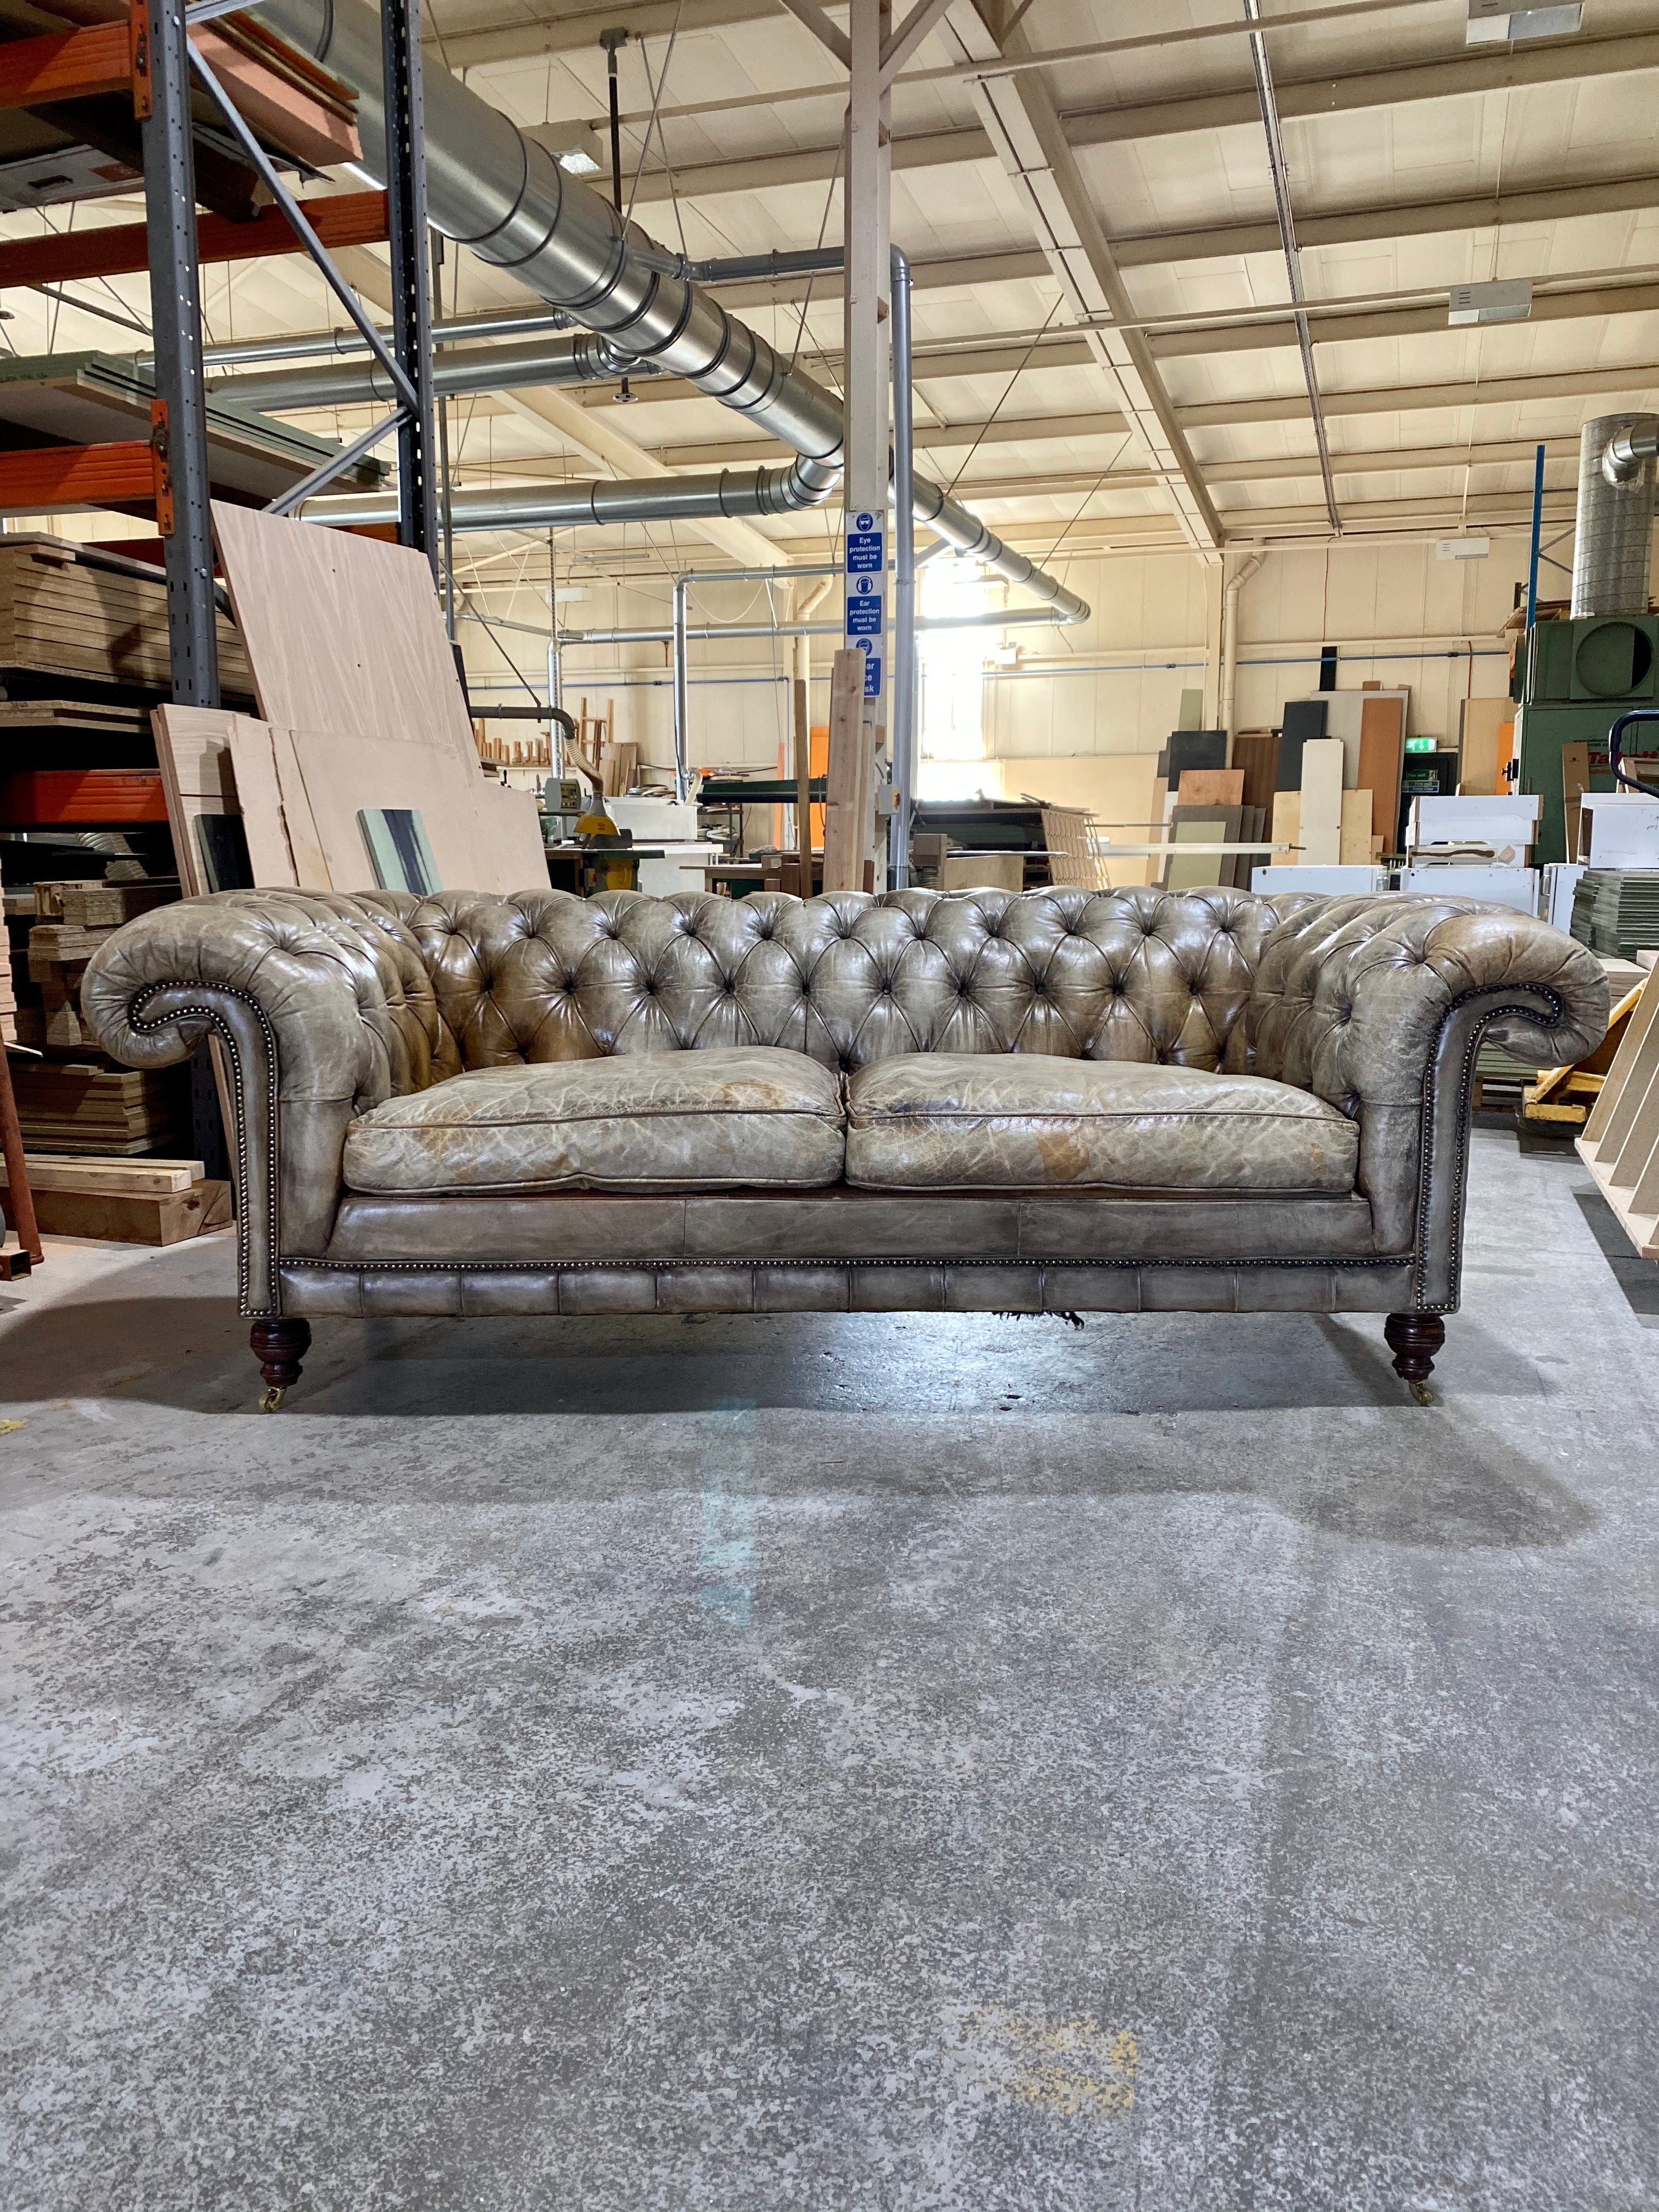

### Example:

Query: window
xmin=916 ymin=559 xmax=994 ymax=801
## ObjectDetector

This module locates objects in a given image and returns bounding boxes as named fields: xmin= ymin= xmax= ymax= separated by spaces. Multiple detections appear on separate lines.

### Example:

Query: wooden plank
xmin=1358 ymin=693 xmax=1406 ymax=847
xmin=0 ymin=1154 xmax=202 ymax=1195
xmin=268 ymin=726 xmax=331 ymax=892
xmin=0 ymin=21 xmax=133 ymax=110
xmin=472 ymin=779 xmax=552 ymax=893
xmin=794 ymin=676 xmax=812 ymax=887
xmin=1582 ymin=964 xmax=1659 ymax=1152
xmin=1339 ymin=789 xmax=1374 ymax=865
xmin=10 ymin=1180 xmax=233 ymax=1246
xmin=1271 ymin=787 xmax=1301 ymax=861
xmin=153 ymin=706 xmax=235 ymax=896
xmin=1176 ymin=768 xmax=1244 ymax=807
xmin=1299 ymin=737 xmax=1345 ymax=866
xmin=212 ymin=504 xmax=476 ymax=772
xmin=287 ymin=727 xmax=488 ymax=893
xmin=224 ymin=716 xmax=300 ymax=889
xmin=1231 ymin=729 xmax=1279 ymax=820
xmin=821 ymin=649 xmax=867 ymax=895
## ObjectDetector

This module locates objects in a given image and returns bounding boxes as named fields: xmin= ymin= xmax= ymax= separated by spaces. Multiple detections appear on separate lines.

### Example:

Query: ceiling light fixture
xmin=1448 ymin=277 xmax=1533 ymax=326
xmin=524 ymin=121 xmax=604 ymax=176
xmin=1466 ymin=0 xmax=1582 ymax=43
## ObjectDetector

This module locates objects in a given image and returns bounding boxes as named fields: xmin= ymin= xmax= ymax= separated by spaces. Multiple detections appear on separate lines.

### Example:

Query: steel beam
xmin=381 ymin=0 xmax=436 ymax=566
xmin=143 ymin=0 xmax=217 ymax=708
xmin=937 ymin=0 xmax=1221 ymax=551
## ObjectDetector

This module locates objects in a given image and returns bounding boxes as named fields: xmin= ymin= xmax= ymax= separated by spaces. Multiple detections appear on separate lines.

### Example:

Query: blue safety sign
xmin=846 ymin=598 xmax=883 ymax=636
xmin=862 ymin=654 xmax=882 ymax=697
xmin=847 ymin=528 xmax=884 ymax=574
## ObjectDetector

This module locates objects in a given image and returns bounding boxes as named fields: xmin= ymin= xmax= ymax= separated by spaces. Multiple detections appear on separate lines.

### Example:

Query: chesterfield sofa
xmin=81 ymin=883 xmax=1607 ymax=1408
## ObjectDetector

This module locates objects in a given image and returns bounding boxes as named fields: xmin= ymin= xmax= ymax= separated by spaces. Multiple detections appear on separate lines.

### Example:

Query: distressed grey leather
xmin=845 ymin=1052 xmax=1357 ymax=1192
xmin=81 ymin=883 xmax=1609 ymax=1321
xmin=343 ymin=1046 xmax=844 ymax=1194
xmin=325 ymin=1187 xmax=1378 ymax=1263
xmin=281 ymin=1255 xmax=1414 ymax=1319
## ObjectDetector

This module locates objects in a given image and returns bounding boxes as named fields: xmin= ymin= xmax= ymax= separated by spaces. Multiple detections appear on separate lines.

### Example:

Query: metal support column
xmin=1527 ymin=441 xmax=1545 ymax=635
xmin=843 ymin=0 xmax=891 ymax=883
xmin=382 ymin=0 xmax=436 ymax=566
xmin=144 ymin=0 xmax=228 ymax=1186
xmin=143 ymin=0 xmax=218 ymax=706
xmin=889 ymin=242 xmax=915 ymax=887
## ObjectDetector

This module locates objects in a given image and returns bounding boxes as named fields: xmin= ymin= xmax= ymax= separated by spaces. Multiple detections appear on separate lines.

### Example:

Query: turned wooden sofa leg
xmin=251 ymin=1317 xmax=312 ymax=1413
xmin=1384 ymin=1312 xmax=1445 ymax=1404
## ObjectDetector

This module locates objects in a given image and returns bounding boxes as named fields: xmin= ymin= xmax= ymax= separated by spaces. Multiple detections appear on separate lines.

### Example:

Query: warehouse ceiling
xmin=1 ymin=0 xmax=1655 ymax=578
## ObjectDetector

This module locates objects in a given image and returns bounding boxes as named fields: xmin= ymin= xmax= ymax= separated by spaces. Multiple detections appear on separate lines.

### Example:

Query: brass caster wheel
xmin=1409 ymin=1379 xmax=1434 ymax=1407
xmin=258 ymin=1385 xmax=286 ymax=1414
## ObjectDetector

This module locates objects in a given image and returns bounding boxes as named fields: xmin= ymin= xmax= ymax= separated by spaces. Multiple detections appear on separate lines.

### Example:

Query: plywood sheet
xmin=473 ymin=779 xmax=552 ymax=891
xmin=1272 ymin=788 xmax=1302 ymax=863
xmin=269 ymin=726 xmax=331 ymax=891
xmin=153 ymin=706 xmax=238 ymax=896
xmin=1358 ymin=693 xmax=1407 ymax=848
xmin=287 ymin=728 xmax=488 ymax=892
xmin=1177 ymin=768 xmax=1244 ymax=807
xmin=224 ymin=716 xmax=300 ymax=889
xmin=1299 ymin=738 xmax=1344 ymax=866
xmin=1232 ymin=730 xmax=1279 ymax=822
xmin=1339 ymin=790 xmax=1374 ymax=865
xmin=211 ymin=504 xmax=475 ymax=770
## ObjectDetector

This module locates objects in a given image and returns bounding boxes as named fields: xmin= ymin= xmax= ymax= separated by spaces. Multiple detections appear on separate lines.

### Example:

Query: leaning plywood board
xmin=1339 ymin=789 xmax=1375 ymax=865
xmin=211 ymin=504 xmax=475 ymax=773
xmin=1299 ymin=738 xmax=1344 ymax=867
xmin=1358 ymin=692 xmax=1407 ymax=848
xmin=474 ymin=779 xmax=554 ymax=891
xmin=1271 ymin=788 xmax=1301 ymax=864
xmin=287 ymin=729 xmax=488 ymax=892
xmin=153 ymin=706 xmax=241 ymax=899
xmin=224 ymin=716 xmax=304 ymax=889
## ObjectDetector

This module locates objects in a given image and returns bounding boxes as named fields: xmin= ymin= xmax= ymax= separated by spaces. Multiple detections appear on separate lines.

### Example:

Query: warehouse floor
xmin=3 ymin=1127 xmax=1656 ymax=2212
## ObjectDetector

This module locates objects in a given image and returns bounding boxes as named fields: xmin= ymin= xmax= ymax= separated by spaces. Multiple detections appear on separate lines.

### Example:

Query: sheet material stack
xmin=1570 ymin=871 xmax=1659 ymax=958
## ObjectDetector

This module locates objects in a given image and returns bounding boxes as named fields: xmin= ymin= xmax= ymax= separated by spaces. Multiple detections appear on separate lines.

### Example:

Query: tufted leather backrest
xmin=349 ymin=882 xmax=1307 ymax=1084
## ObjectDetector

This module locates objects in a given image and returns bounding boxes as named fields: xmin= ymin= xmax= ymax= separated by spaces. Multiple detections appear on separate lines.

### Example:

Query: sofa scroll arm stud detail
xmin=1384 ymin=1312 xmax=1446 ymax=1404
xmin=251 ymin=1317 xmax=312 ymax=1412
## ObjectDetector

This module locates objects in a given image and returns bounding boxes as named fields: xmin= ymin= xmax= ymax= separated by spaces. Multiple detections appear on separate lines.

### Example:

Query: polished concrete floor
xmin=2 ymin=1126 xmax=1656 ymax=2211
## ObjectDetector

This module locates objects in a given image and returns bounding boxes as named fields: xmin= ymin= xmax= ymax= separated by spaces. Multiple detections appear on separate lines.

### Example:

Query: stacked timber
xmin=0 ymin=1153 xmax=230 ymax=1245
xmin=0 ymin=536 xmax=251 ymax=696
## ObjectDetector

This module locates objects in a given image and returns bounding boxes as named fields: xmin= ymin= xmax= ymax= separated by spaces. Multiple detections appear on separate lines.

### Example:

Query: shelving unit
xmin=0 ymin=0 xmax=435 ymax=1183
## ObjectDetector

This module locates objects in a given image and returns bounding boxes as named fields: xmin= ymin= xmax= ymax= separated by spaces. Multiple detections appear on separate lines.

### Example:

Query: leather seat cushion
xmin=343 ymin=1046 xmax=845 ymax=1194
xmin=845 ymin=1052 xmax=1359 ymax=1193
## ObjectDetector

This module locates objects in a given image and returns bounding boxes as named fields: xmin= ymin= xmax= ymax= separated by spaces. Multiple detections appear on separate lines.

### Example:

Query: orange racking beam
xmin=0 ymin=441 xmax=159 ymax=510
xmin=0 ymin=20 xmax=138 ymax=111
xmin=0 ymin=189 xmax=390 ymax=290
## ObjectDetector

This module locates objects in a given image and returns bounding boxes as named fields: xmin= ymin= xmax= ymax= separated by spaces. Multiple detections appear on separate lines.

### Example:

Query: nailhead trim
xmin=129 ymin=982 xmax=280 ymax=1318
xmin=1410 ymin=984 xmax=1565 ymax=1315
xmin=279 ymin=1253 xmax=1412 ymax=1276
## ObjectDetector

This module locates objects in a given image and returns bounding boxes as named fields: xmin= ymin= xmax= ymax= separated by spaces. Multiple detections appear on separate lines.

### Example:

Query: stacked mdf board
xmin=0 ymin=536 xmax=251 ymax=697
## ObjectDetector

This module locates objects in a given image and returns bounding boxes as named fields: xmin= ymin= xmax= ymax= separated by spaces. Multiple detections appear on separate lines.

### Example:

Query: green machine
xmin=1513 ymin=411 xmax=1659 ymax=864
xmin=1513 ymin=613 xmax=1659 ymax=862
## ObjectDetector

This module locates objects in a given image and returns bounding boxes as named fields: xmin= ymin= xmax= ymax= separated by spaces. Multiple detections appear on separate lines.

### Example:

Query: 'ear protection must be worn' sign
xmin=845 ymin=510 xmax=885 ymax=701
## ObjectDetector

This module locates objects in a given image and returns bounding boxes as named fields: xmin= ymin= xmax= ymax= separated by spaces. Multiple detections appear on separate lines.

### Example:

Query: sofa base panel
xmin=278 ymin=1255 xmax=1413 ymax=1320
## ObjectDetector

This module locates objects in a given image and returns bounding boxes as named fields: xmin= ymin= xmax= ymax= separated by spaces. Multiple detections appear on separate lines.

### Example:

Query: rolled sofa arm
xmin=82 ymin=890 xmax=451 ymax=1314
xmin=1250 ymin=894 xmax=1609 ymax=1304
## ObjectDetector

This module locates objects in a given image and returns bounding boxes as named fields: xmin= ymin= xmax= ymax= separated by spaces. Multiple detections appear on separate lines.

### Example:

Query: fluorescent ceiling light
xmin=1466 ymin=0 xmax=1582 ymax=42
xmin=1448 ymin=278 xmax=1533 ymax=326
xmin=1436 ymin=537 xmax=1492 ymax=561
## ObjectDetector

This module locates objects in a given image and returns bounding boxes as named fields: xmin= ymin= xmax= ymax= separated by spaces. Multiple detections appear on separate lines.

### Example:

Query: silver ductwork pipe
xmin=1571 ymin=412 xmax=1659 ymax=619
xmin=250 ymin=0 xmax=1087 ymax=624
xmin=307 ymin=465 xmax=834 ymax=532
xmin=214 ymin=332 xmax=653 ymax=413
